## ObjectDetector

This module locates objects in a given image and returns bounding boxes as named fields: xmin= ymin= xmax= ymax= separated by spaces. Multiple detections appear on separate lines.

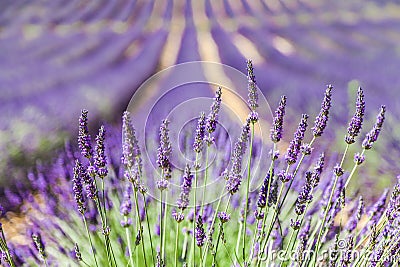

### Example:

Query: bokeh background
xmin=1 ymin=0 xmax=400 ymax=205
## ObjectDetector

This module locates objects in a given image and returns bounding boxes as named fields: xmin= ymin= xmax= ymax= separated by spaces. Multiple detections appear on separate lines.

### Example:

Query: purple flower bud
xmin=269 ymin=149 xmax=279 ymax=160
xmin=345 ymin=87 xmax=366 ymax=144
xmin=270 ymin=95 xmax=287 ymax=143
xmin=156 ymin=179 xmax=169 ymax=191
xmin=300 ymin=143 xmax=313 ymax=155
xmin=78 ymin=109 xmax=93 ymax=159
xmin=94 ymin=125 xmax=108 ymax=178
xmin=354 ymin=152 xmax=365 ymax=165
xmin=285 ymin=114 xmax=309 ymax=165
xmin=120 ymin=218 xmax=132 ymax=228
xmin=312 ymin=85 xmax=333 ymax=137
xmin=193 ymin=112 xmax=206 ymax=153
xmin=362 ymin=105 xmax=386 ymax=150
xmin=172 ymin=209 xmax=185 ymax=223
xmin=218 ymin=212 xmax=231 ymax=223
xmin=72 ymin=160 xmax=86 ymax=215
xmin=333 ymin=164 xmax=344 ymax=177
xmin=290 ymin=219 xmax=301 ymax=230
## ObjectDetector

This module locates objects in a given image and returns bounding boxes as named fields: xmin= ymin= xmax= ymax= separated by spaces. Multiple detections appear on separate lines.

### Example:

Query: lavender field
xmin=1 ymin=1 xmax=400 ymax=266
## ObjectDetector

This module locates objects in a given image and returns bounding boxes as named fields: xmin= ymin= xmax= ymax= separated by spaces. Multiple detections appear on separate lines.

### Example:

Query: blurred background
xmin=1 ymin=0 xmax=400 ymax=204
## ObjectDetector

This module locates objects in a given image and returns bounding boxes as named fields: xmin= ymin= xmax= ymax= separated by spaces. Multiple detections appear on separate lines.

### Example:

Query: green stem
xmin=159 ymin=191 xmax=164 ymax=262
xmin=235 ymin=222 xmax=243 ymax=265
xmin=101 ymin=179 xmax=117 ymax=267
xmin=242 ymin=122 xmax=255 ymax=262
xmin=142 ymin=194 xmax=155 ymax=264
xmin=175 ymin=222 xmax=180 ymax=267
xmin=202 ymin=187 xmax=224 ymax=265
xmin=133 ymin=190 xmax=147 ymax=267
xmin=125 ymin=222 xmax=134 ymax=267
xmin=83 ymin=216 xmax=99 ymax=267
xmin=162 ymin=193 xmax=168 ymax=263
xmin=192 ymin=153 xmax=199 ymax=266
xmin=200 ymin=146 xmax=210 ymax=215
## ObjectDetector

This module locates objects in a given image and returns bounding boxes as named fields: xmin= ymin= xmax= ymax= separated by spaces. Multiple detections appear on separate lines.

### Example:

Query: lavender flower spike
xmin=177 ymin=164 xmax=193 ymax=211
xmin=346 ymin=196 xmax=364 ymax=232
xmin=157 ymin=119 xmax=172 ymax=180
xmin=78 ymin=109 xmax=93 ymax=159
xmin=32 ymin=233 xmax=47 ymax=261
xmin=226 ymin=118 xmax=251 ymax=194
xmin=72 ymin=160 xmax=86 ymax=215
xmin=312 ymin=84 xmax=333 ymax=137
xmin=94 ymin=125 xmax=108 ymax=179
xmin=345 ymin=87 xmax=366 ymax=144
xmin=362 ymin=105 xmax=386 ymax=150
xmin=193 ymin=112 xmax=206 ymax=153
xmin=270 ymin=95 xmax=287 ymax=143
xmin=285 ymin=114 xmax=309 ymax=165
xmin=247 ymin=60 xmax=259 ymax=122
xmin=122 ymin=112 xmax=145 ymax=191
xmin=195 ymin=216 xmax=206 ymax=247
xmin=205 ymin=87 xmax=222 ymax=144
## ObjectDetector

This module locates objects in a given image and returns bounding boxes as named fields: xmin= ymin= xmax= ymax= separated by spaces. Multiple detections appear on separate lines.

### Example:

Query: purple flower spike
xmin=120 ymin=184 xmax=132 ymax=217
xmin=297 ymin=217 xmax=311 ymax=265
xmin=345 ymin=87 xmax=366 ymax=144
xmin=193 ymin=112 xmax=206 ymax=153
xmin=285 ymin=114 xmax=309 ymax=165
xmin=362 ymin=105 xmax=386 ymax=150
xmin=312 ymin=84 xmax=333 ymax=137
xmin=122 ymin=112 xmax=144 ymax=190
xmin=32 ymin=232 xmax=47 ymax=261
xmin=157 ymin=119 xmax=172 ymax=180
xmin=72 ymin=160 xmax=86 ymax=215
xmin=205 ymin=87 xmax=222 ymax=144
xmin=346 ymin=196 xmax=364 ymax=232
xmin=83 ymin=166 xmax=97 ymax=200
xmin=226 ymin=118 xmax=251 ymax=194
xmin=177 ymin=164 xmax=193 ymax=211
xmin=270 ymin=95 xmax=287 ymax=143
xmin=78 ymin=109 xmax=93 ymax=159
xmin=94 ymin=125 xmax=108 ymax=179
xmin=295 ymin=171 xmax=314 ymax=215
xmin=312 ymin=153 xmax=325 ymax=187
xmin=247 ymin=60 xmax=259 ymax=122
xmin=257 ymin=169 xmax=274 ymax=208
xmin=195 ymin=216 xmax=206 ymax=247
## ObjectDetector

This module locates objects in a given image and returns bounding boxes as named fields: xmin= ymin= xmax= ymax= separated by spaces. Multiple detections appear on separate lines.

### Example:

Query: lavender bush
xmin=0 ymin=62 xmax=399 ymax=267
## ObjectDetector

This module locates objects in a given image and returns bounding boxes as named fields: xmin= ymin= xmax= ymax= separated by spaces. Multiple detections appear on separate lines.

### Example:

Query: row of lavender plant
xmin=0 ymin=61 xmax=399 ymax=266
